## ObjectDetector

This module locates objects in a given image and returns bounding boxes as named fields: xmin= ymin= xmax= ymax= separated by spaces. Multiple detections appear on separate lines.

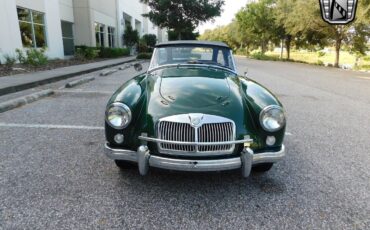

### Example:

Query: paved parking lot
xmin=1 ymin=59 xmax=369 ymax=229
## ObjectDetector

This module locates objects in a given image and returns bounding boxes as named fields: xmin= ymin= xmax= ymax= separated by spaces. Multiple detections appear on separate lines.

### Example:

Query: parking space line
xmin=285 ymin=132 xmax=293 ymax=136
xmin=55 ymin=90 xmax=113 ymax=95
xmin=0 ymin=123 xmax=104 ymax=130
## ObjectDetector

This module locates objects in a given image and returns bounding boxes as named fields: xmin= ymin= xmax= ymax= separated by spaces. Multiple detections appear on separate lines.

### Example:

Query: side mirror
xmin=134 ymin=63 xmax=143 ymax=72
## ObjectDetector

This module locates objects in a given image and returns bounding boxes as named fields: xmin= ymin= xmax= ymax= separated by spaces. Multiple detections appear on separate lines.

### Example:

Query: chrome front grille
xmin=159 ymin=121 xmax=196 ymax=152
xmin=197 ymin=123 xmax=234 ymax=152
xmin=157 ymin=114 xmax=235 ymax=156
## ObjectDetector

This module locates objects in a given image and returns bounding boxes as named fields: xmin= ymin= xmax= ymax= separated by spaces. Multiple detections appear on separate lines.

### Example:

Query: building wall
xmin=0 ymin=0 xmax=22 ymax=63
xmin=0 ymin=0 xmax=64 ymax=62
xmin=73 ymin=0 xmax=117 ymax=47
xmin=59 ymin=0 xmax=74 ymax=22
xmin=16 ymin=0 xmax=45 ymax=12
xmin=0 ymin=0 xmax=166 ymax=62
xmin=43 ymin=0 xmax=64 ymax=59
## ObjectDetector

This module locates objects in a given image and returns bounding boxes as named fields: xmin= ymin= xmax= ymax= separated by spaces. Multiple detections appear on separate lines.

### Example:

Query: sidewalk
xmin=0 ymin=56 xmax=136 ymax=96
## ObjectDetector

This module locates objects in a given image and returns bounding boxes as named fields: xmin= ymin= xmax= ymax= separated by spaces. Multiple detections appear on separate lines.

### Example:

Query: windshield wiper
xmin=186 ymin=60 xmax=233 ymax=71
xmin=187 ymin=60 xmax=205 ymax=64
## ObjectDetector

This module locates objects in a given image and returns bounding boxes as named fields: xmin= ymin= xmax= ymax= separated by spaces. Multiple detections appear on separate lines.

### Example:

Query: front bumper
xmin=104 ymin=144 xmax=285 ymax=177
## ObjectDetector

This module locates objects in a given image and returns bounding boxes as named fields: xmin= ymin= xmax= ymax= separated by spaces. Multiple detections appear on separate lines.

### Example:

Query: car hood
xmin=144 ymin=67 xmax=250 ymax=129
xmin=159 ymin=75 xmax=230 ymax=108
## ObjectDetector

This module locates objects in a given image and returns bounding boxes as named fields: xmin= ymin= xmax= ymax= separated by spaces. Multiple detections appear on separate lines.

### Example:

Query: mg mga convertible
xmin=104 ymin=41 xmax=286 ymax=177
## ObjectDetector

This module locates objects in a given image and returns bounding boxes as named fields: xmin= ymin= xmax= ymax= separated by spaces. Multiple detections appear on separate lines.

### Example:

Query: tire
xmin=114 ymin=160 xmax=136 ymax=169
xmin=252 ymin=163 xmax=274 ymax=172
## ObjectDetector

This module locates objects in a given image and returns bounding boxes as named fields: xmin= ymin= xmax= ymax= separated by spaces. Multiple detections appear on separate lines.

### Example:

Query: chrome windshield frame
xmin=148 ymin=46 xmax=238 ymax=74
xmin=147 ymin=63 xmax=238 ymax=75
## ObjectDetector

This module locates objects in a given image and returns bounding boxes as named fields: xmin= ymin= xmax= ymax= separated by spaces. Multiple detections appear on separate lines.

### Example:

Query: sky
xmin=197 ymin=0 xmax=250 ymax=34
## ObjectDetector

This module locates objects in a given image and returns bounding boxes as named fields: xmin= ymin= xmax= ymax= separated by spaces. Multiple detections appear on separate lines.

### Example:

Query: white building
xmin=0 ymin=0 xmax=167 ymax=63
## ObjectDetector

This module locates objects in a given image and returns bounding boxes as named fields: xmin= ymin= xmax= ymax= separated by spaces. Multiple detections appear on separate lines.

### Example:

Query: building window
xmin=61 ymin=21 xmax=74 ymax=55
xmin=95 ymin=23 xmax=105 ymax=47
xmin=108 ymin=27 xmax=115 ymax=48
xmin=17 ymin=7 xmax=47 ymax=48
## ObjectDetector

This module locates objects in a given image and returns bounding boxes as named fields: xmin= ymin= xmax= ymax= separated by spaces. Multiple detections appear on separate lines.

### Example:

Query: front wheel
xmin=252 ymin=163 xmax=274 ymax=172
xmin=114 ymin=160 xmax=136 ymax=169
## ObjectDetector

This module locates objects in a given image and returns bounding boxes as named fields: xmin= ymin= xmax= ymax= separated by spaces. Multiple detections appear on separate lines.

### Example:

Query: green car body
xmin=104 ymin=41 xmax=286 ymax=177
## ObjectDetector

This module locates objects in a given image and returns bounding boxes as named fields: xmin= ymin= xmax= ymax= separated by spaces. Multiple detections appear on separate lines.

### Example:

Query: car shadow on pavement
xmin=115 ymin=165 xmax=287 ymax=195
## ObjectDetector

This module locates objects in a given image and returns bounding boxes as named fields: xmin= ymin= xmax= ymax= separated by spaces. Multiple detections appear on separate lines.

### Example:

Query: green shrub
xmin=317 ymin=51 xmax=326 ymax=57
xmin=75 ymin=46 xmax=99 ymax=60
xmin=142 ymin=34 xmax=157 ymax=48
xmin=98 ymin=47 xmax=130 ymax=58
xmin=138 ymin=39 xmax=149 ymax=53
xmin=136 ymin=53 xmax=152 ymax=60
xmin=363 ymin=56 xmax=370 ymax=62
xmin=15 ymin=48 xmax=27 ymax=64
xmin=250 ymin=52 xmax=280 ymax=61
xmin=358 ymin=64 xmax=370 ymax=71
xmin=4 ymin=55 xmax=16 ymax=70
xmin=25 ymin=48 xmax=48 ymax=66
xmin=316 ymin=60 xmax=324 ymax=66
xmin=123 ymin=24 xmax=139 ymax=48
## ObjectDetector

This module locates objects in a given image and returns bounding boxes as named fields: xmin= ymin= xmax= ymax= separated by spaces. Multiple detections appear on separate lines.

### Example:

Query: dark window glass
xmin=17 ymin=7 xmax=47 ymax=48
xmin=34 ymin=25 xmax=46 ymax=47
xmin=95 ymin=33 xmax=100 ymax=46
xmin=61 ymin=21 xmax=73 ymax=38
xmin=100 ymin=32 xmax=105 ymax=47
xmin=19 ymin=22 xmax=33 ymax=47
xmin=108 ymin=27 xmax=115 ymax=48
xmin=95 ymin=22 xmax=105 ymax=47
xmin=61 ymin=21 xmax=74 ymax=55
xmin=17 ymin=8 xmax=30 ymax=22
xmin=32 ymin=11 xmax=44 ymax=24
xmin=63 ymin=39 xmax=74 ymax=56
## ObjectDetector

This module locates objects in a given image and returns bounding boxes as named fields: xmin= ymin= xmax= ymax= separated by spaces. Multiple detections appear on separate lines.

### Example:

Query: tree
xmin=168 ymin=28 xmax=199 ymax=41
xmin=275 ymin=0 xmax=296 ymax=59
xmin=282 ymin=0 xmax=370 ymax=67
xmin=123 ymin=24 xmax=139 ymax=49
xmin=142 ymin=34 xmax=157 ymax=47
xmin=236 ymin=0 xmax=278 ymax=54
xmin=141 ymin=0 xmax=224 ymax=40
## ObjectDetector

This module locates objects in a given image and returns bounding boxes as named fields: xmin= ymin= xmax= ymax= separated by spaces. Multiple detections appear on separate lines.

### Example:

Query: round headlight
xmin=106 ymin=103 xmax=132 ymax=129
xmin=259 ymin=105 xmax=286 ymax=132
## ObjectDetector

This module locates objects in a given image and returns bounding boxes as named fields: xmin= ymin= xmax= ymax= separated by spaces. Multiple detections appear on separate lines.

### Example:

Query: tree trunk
xmin=261 ymin=41 xmax=267 ymax=55
xmin=285 ymin=36 xmax=291 ymax=60
xmin=335 ymin=39 xmax=341 ymax=68
xmin=280 ymin=39 xmax=283 ymax=59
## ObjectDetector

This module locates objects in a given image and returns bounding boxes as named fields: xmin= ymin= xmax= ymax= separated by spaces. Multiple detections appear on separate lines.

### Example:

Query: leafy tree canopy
xmin=141 ymin=34 xmax=157 ymax=47
xmin=141 ymin=0 xmax=225 ymax=39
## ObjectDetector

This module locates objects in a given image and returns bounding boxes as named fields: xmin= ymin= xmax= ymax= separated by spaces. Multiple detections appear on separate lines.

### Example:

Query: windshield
xmin=149 ymin=45 xmax=236 ymax=71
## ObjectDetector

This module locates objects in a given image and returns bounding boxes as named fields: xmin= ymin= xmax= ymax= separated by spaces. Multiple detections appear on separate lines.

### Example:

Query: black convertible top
xmin=156 ymin=40 xmax=230 ymax=49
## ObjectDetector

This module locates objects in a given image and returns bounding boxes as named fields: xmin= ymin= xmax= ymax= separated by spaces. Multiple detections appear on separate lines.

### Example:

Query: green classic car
xmin=104 ymin=41 xmax=286 ymax=177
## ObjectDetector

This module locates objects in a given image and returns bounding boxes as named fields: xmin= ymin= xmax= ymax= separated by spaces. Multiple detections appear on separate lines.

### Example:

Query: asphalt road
xmin=1 ymin=58 xmax=369 ymax=229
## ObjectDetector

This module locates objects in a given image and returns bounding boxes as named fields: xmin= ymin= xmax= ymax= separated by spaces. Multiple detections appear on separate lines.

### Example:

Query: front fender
xmin=105 ymin=74 xmax=148 ymax=149
xmin=239 ymin=77 xmax=286 ymax=150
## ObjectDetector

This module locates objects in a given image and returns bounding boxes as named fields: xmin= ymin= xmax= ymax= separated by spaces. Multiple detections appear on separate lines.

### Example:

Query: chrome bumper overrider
xmin=104 ymin=143 xmax=285 ymax=177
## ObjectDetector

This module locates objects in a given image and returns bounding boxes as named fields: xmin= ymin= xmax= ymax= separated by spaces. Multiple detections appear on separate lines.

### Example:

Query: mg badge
xmin=319 ymin=0 xmax=358 ymax=24
xmin=188 ymin=113 xmax=204 ymax=127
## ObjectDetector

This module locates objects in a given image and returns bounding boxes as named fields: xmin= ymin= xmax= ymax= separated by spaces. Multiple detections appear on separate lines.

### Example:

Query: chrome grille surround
xmin=157 ymin=114 xmax=236 ymax=156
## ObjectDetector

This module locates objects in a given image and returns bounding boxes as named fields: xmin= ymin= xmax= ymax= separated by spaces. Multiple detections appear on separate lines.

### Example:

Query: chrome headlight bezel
xmin=259 ymin=105 xmax=286 ymax=132
xmin=105 ymin=102 xmax=132 ymax=129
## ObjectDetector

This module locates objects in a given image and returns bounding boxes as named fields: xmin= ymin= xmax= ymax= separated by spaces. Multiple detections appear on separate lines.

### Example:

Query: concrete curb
xmin=65 ymin=77 xmax=95 ymax=88
xmin=100 ymin=69 xmax=118 ymax=76
xmin=0 ymin=58 xmax=136 ymax=97
xmin=0 ymin=89 xmax=54 ymax=113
